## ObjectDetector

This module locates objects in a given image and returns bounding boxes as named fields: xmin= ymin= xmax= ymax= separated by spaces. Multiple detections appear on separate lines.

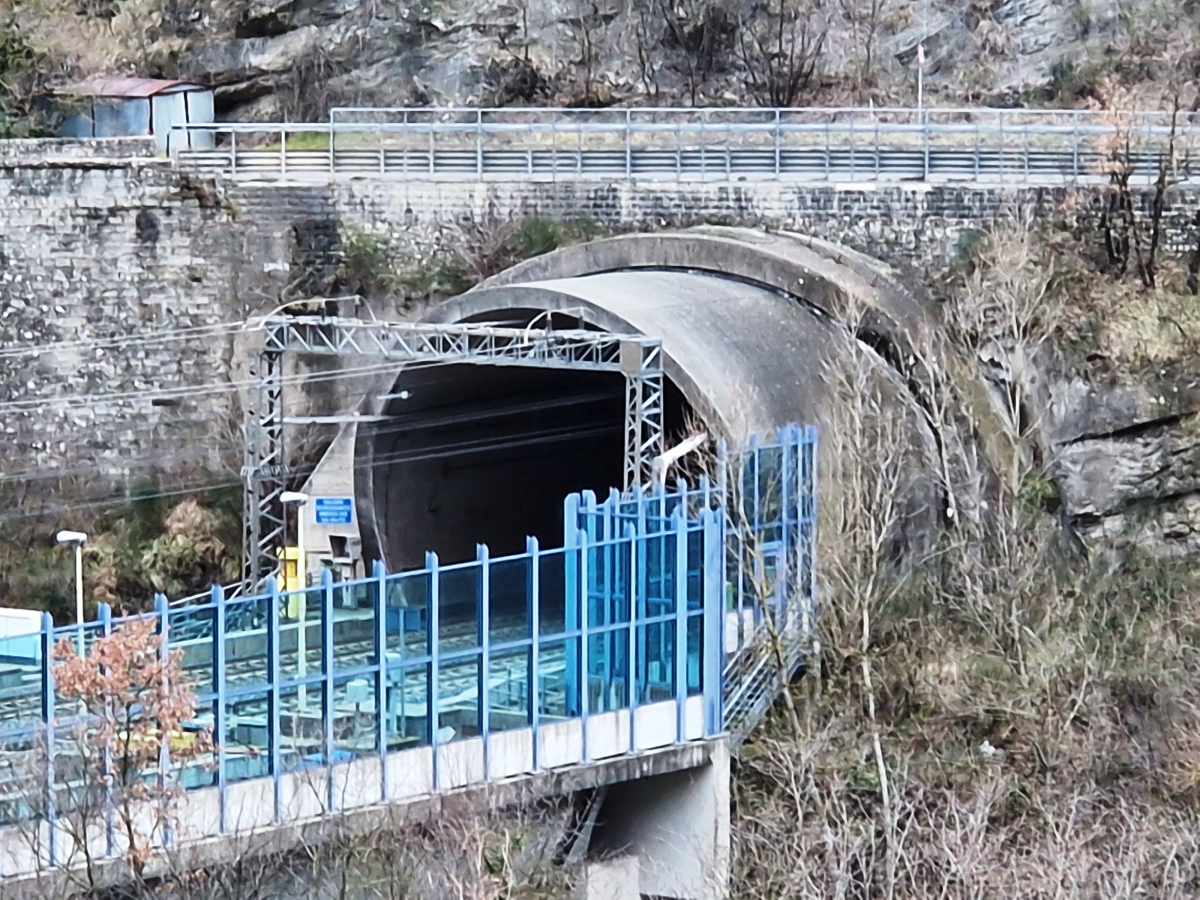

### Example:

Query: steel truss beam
xmin=243 ymin=316 xmax=664 ymax=589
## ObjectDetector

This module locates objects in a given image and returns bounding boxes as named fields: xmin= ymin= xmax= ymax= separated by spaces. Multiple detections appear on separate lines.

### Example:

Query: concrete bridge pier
xmin=579 ymin=739 xmax=730 ymax=900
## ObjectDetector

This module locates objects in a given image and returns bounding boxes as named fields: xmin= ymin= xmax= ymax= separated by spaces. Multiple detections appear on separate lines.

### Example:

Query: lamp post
xmin=280 ymin=492 xmax=310 ymax=708
xmin=56 ymin=530 xmax=87 ymax=655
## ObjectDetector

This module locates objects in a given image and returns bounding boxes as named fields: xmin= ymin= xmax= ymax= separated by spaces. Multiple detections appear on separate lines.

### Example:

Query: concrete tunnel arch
xmin=348 ymin=227 xmax=942 ymax=572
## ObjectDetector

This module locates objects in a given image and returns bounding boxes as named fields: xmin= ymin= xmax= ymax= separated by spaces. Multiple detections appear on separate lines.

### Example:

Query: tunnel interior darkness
xmin=363 ymin=312 xmax=693 ymax=571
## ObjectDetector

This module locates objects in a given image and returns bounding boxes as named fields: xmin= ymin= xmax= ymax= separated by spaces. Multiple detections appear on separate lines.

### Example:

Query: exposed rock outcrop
xmin=17 ymin=0 xmax=1194 ymax=122
xmin=1050 ymin=373 xmax=1200 ymax=558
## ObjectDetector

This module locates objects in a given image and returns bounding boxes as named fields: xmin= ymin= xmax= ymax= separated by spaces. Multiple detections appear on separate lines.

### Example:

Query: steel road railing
xmin=171 ymin=105 xmax=1200 ymax=185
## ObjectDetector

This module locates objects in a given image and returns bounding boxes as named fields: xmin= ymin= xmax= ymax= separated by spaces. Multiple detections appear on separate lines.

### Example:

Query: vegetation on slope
xmin=730 ymin=217 xmax=1200 ymax=897
xmin=0 ymin=489 xmax=241 ymax=621
xmin=735 ymin=487 xmax=1200 ymax=894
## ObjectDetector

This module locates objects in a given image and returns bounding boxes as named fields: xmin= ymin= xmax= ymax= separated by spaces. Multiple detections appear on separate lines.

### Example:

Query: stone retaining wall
xmin=1 ymin=145 xmax=1196 ymax=508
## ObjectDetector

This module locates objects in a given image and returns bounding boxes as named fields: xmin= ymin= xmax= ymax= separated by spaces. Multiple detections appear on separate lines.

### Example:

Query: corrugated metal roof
xmin=63 ymin=76 xmax=207 ymax=98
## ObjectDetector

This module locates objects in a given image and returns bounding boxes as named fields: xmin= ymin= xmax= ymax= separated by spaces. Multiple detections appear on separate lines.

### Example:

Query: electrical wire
xmin=0 ymin=421 xmax=622 ymax=524
xmin=0 ymin=301 xmax=350 ymax=360
xmin=0 ymin=388 xmax=621 ymax=486
xmin=0 ymin=355 xmax=440 ymax=414
xmin=0 ymin=479 xmax=245 ymax=525
xmin=0 ymin=323 xmax=629 ymax=520
xmin=0 ymin=321 xmax=250 ymax=361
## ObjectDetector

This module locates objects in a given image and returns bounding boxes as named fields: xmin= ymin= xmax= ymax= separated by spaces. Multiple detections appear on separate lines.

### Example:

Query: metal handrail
xmin=169 ymin=106 xmax=1200 ymax=184
xmin=174 ymin=119 xmax=1200 ymax=138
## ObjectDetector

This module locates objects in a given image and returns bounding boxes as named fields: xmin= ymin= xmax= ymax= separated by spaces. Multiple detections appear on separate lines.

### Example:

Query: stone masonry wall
xmin=0 ymin=141 xmax=298 ymax=510
xmin=3 ymin=143 xmax=1198 ymax=512
xmin=332 ymin=179 xmax=1200 ymax=273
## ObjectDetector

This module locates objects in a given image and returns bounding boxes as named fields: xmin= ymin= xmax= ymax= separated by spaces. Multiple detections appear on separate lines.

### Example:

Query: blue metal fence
xmin=0 ymin=424 xmax=817 ymax=834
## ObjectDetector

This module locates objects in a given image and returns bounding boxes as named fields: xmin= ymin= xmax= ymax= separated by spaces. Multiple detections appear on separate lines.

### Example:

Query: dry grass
xmin=730 ymin=220 xmax=1200 ymax=898
xmin=733 ymin=544 xmax=1200 ymax=898
xmin=1057 ymin=263 xmax=1200 ymax=372
xmin=976 ymin=211 xmax=1200 ymax=375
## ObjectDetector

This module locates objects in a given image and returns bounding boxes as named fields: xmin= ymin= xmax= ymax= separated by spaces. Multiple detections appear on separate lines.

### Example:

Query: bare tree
xmin=644 ymin=0 xmax=736 ymax=106
xmin=1094 ymin=87 xmax=1192 ymax=289
xmin=738 ymin=0 xmax=826 ymax=107
xmin=839 ymin=0 xmax=887 ymax=90
xmin=730 ymin=218 xmax=1200 ymax=898
xmin=563 ymin=2 xmax=608 ymax=106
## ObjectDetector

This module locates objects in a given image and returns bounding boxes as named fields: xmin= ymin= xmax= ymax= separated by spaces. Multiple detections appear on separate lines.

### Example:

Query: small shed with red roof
xmin=57 ymin=77 xmax=214 ymax=152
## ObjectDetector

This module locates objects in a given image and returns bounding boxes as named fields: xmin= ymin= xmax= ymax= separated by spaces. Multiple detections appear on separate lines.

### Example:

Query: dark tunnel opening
xmin=363 ymin=320 xmax=694 ymax=571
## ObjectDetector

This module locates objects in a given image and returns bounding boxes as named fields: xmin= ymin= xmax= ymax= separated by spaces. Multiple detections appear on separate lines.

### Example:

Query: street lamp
xmin=280 ymin=492 xmax=310 ymax=708
xmin=56 ymin=530 xmax=87 ymax=655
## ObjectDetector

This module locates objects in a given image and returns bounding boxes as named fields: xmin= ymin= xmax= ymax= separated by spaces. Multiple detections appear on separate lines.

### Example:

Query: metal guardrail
xmin=171 ymin=106 xmax=1200 ymax=185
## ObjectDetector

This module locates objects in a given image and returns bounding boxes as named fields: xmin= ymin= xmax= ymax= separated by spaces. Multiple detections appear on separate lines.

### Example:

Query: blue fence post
xmin=716 ymin=438 xmax=728 ymax=510
xmin=213 ymin=583 xmax=227 ymax=834
xmin=626 ymin=521 xmax=638 ymax=756
xmin=702 ymin=509 xmax=723 ymax=736
xmin=635 ymin=489 xmax=648 ymax=734
xmin=40 ymin=611 xmax=56 ymax=867
xmin=477 ymin=544 xmax=490 ymax=781
xmin=563 ymin=493 xmax=580 ymax=718
xmin=807 ymin=425 xmax=820 ymax=618
xmin=154 ymin=593 xmax=173 ymax=850
xmin=578 ymin=526 xmax=590 ymax=763
xmin=98 ymin=602 xmax=115 ymax=857
xmin=374 ymin=559 xmax=388 ymax=802
xmin=528 ymin=536 xmax=540 ymax=772
xmin=780 ymin=425 xmax=794 ymax=626
xmin=266 ymin=576 xmax=282 ymax=823
xmin=603 ymin=488 xmax=617 ymax=693
xmin=673 ymin=506 xmax=688 ymax=744
xmin=427 ymin=551 xmax=440 ymax=790
xmin=321 ymin=568 xmax=335 ymax=811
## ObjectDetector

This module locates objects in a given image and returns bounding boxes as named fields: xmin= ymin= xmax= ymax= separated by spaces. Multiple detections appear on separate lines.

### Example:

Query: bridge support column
xmin=584 ymin=738 xmax=730 ymax=899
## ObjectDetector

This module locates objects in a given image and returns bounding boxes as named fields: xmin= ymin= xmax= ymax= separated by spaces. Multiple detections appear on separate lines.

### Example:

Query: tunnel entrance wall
xmin=352 ymin=231 xmax=942 ymax=579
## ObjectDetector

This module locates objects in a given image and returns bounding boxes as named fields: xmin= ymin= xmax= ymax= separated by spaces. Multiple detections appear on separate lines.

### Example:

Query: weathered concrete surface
xmin=589 ymin=738 xmax=730 ymax=899
xmin=577 ymin=856 xmax=640 ymax=900
xmin=352 ymin=265 xmax=940 ymax=572
xmin=297 ymin=422 xmax=364 ymax=579
xmin=477 ymin=226 xmax=935 ymax=352
xmin=0 ymin=737 xmax=724 ymax=899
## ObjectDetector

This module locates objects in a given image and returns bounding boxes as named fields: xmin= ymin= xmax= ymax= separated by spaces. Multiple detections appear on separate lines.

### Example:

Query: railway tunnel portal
xmin=346 ymin=226 xmax=942 ymax=574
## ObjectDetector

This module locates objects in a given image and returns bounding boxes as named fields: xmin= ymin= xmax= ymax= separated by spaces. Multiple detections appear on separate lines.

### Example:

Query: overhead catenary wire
xmin=0 ymin=388 xmax=619 ymax=486
xmin=0 ymin=321 xmax=249 ymax=361
xmin=0 ymin=355 xmax=448 ymax=414
xmin=0 ymin=421 xmax=621 ymax=524
xmin=5 ymin=392 xmax=620 ymax=484
xmin=0 ymin=315 xmax=605 ymax=414
xmin=0 ymin=302 xmax=362 ymax=361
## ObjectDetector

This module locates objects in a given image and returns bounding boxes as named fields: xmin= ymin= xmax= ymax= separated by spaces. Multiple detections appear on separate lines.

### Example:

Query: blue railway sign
xmin=314 ymin=497 xmax=354 ymax=525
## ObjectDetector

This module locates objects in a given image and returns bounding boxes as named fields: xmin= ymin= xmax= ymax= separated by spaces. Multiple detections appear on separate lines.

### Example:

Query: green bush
xmin=336 ymin=225 xmax=397 ymax=298
xmin=512 ymin=217 xmax=561 ymax=259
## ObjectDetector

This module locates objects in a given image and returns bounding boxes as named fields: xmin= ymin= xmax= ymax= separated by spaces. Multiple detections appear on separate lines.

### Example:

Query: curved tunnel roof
xmin=425 ymin=269 xmax=862 ymax=441
xmin=346 ymin=230 xmax=940 ymax=570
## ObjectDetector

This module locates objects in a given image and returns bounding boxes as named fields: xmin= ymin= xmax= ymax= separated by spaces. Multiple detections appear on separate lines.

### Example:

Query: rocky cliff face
xmin=1050 ymin=369 xmax=1200 ymax=559
xmin=174 ymin=0 xmax=1195 ymax=119
xmin=9 ymin=0 xmax=1198 ymax=122
xmin=950 ymin=224 xmax=1200 ymax=562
